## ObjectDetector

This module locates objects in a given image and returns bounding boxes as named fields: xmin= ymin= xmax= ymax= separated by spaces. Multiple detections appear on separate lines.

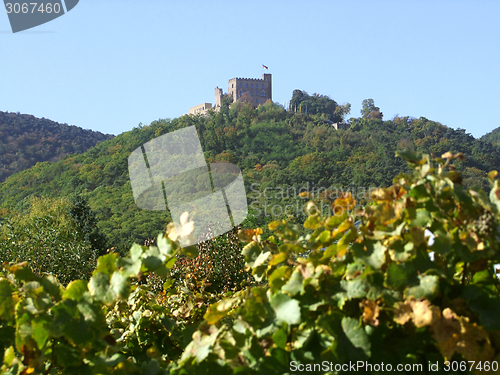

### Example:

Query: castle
xmin=189 ymin=74 xmax=272 ymax=115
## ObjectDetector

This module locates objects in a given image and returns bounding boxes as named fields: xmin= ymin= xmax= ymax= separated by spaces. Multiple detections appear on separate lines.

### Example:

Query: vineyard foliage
xmin=1 ymin=152 xmax=500 ymax=374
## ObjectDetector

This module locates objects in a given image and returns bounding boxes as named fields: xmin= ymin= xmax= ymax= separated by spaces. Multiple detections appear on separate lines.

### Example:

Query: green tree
xmin=361 ymin=98 xmax=383 ymax=119
xmin=0 ymin=196 xmax=101 ymax=284
xmin=69 ymin=194 xmax=109 ymax=257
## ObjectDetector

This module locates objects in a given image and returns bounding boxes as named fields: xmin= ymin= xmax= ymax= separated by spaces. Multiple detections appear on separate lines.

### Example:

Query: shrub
xmin=158 ymin=223 xmax=253 ymax=295
xmin=172 ymin=151 xmax=500 ymax=374
xmin=0 ymin=196 xmax=101 ymax=285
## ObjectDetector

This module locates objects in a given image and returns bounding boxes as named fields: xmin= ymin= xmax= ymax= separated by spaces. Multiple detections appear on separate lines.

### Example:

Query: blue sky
xmin=1 ymin=1 xmax=499 ymax=138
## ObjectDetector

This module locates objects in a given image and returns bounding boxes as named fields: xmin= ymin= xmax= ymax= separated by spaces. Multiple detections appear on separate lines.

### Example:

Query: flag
xmin=262 ymin=64 xmax=268 ymax=70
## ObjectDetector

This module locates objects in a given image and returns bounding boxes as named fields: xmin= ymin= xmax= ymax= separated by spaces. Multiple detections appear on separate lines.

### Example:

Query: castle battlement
xmin=230 ymin=77 xmax=267 ymax=81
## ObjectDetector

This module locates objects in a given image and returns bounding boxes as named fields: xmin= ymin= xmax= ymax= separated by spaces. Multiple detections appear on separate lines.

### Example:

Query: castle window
xmin=232 ymin=84 xmax=234 ymax=88
xmin=250 ymin=91 xmax=253 ymax=96
xmin=246 ymin=83 xmax=248 ymax=88
xmin=262 ymin=84 xmax=264 ymax=88
xmin=239 ymin=91 xmax=242 ymax=96
xmin=251 ymin=83 xmax=253 ymax=88
xmin=261 ymin=91 xmax=265 ymax=96
xmin=240 ymin=83 xmax=242 ymax=87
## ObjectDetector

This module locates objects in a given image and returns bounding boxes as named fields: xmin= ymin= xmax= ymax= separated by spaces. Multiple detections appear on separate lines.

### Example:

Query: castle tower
xmin=228 ymin=74 xmax=272 ymax=107
xmin=214 ymin=86 xmax=223 ymax=110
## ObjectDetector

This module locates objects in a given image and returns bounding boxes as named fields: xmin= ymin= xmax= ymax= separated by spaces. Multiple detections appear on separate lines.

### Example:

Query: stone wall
xmin=228 ymin=74 xmax=272 ymax=107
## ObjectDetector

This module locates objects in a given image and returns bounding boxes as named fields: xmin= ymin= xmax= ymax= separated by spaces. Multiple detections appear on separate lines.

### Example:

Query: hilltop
xmin=0 ymin=111 xmax=114 ymax=183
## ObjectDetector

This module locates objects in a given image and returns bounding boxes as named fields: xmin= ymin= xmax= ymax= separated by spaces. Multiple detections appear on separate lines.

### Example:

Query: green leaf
xmin=468 ymin=296 xmax=500 ymax=330
xmin=242 ymin=242 xmax=261 ymax=266
xmin=154 ymin=264 xmax=170 ymax=278
xmin=9 ymin=264 xmax=39 ymax=282
xmin=0 ymin=280 xmax=18 ymax=322
xmin=270 ymin=293 xmax=301 ymax=325
xmin=63 ymin=280 xmax=88 ymax=300
xmin=272 ymin=328 xmax=287 ymax=349
xmin=53 ymin=343 xmax=84 ymax=367
xmin=253 ymin=251 xmax=271 ymax=269
xmin=51 ymin=300 xmax=94 ymax=346
xmin=341 ymin=279 xmax=368 ymax=300
xmin=341 ymin=317 xmax=371 ymax=357
xmin=157 ymin=233 xmax=174 ymax=256
xmin=352 ymin=241 xmax=386 ymax=269
xmin=396 ymin=150 xmax=423 ymax=164
xmin=204 ymin=304 xmax=227 ymax=325
xmin=182 ymin=245 xmax=199 ymax=258
xmin=385 ymin=262 xmax=417 ymax=290
xmin=409 ymin=184 xmax=429 ymax=200
xmin=282 ymin=268 xmax=304 ymax=296
xmin=269 ymin=252 xmax=288 ymax=267
xmin=94 ymin=253 xmax=118 ymax=276
xmin=268 ymin=266 xmax=288 ymax=292
xmin=32 ymin=316 xmax=51 ymax=349
xmin=129 ymin=243 xmax=144 ymax=262
xmin=109 ymin=271 xmax=130 ymax=301
xmin=412 ymin=208 xmax=431 ymax=227
xmin=41 ymin=275 xmax=62 ymax=301
xmin=165 ymin=256 xmax=177 ymax=269
xmin=88 ymin=272 xmax=110 ymax=301
xmin=163 ymin=279 xmax=174 ymax=290
xmin=406 ymin=275 xmax=439 ymax=299
xmin=143 ymin=255 xmax=163 ymax=271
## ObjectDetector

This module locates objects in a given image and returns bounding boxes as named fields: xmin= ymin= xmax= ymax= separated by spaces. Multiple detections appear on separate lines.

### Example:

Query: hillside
xmin=0 ymin=111 xmax=114 ymax=183
xmin=1 ymin=97 xmax=499 ymax=253
xmin=481 ymin=127 xmax=500 ymax=147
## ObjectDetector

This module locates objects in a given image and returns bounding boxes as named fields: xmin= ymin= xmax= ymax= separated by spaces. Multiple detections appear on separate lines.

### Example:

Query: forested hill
xmin=0 ymin=111 xmax=114 ymax=183
xmin=0 ymin=98 xmax=499 ymax=252
xmin=481 ymin=127 xmax=500 ymax=147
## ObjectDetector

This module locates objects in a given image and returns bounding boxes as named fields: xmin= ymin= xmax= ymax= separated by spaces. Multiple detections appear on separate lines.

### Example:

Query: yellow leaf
xmin=268 ymin=221 xmax=281 ymax=231
xmin=409 ymin=299 xmax=439 ymax=328
xmin=360 ymin=299 xmax=380 ymax=327
xmin=431 ymin=308 xmax=494 ymax=361
xmin=393 ymin=301 xmax=413 ymax=325
xmin=269 ymin=252 xmax=288 ymax=267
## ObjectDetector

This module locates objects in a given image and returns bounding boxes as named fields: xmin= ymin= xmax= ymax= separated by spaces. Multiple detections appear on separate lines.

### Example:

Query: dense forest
xmin=2 ymin=93 xmax=500 ymax=373
xmin=1 ymin=92 xmax=500 ymax=254
xmin=481 ymin=127 xmax=500 ymax=147
xmin=0 ymin=111 xmax=114 ymax=183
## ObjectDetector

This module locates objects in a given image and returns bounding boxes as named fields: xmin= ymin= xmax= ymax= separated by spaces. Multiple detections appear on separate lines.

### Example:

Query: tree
xmin=69 ymin=194 xmax=109 ymax=257
xmin=289 ymin=89 xmax=346 ymax=122
xmin=361 ymin=98 xmax=383 ymax=119
xmin=0 ymin=196 xmax=102 ymax=284
xmin=290 ymin=89 xmax=307 ymax=110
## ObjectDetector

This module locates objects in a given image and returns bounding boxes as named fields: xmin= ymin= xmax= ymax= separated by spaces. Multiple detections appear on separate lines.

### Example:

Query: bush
xmin=148 ymin=224 xmax=254 ymax=295
xmin=172 ymin=151 xmax=500 ymax=374
xmin=0 ymin=196 xmax=102 ymax=285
